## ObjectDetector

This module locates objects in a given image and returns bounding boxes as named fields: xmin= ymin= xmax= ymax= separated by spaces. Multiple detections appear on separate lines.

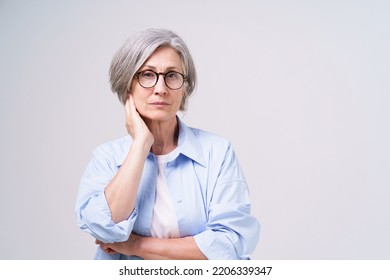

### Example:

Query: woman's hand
xmin=125 ymin=94 xmax=154 ymax=148
xmin=96 ymin=233 xmax=141 ymax=256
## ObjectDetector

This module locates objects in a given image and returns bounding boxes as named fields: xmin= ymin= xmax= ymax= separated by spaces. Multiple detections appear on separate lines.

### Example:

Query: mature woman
xmin=75 ymin=28 xmax=260 ymax=260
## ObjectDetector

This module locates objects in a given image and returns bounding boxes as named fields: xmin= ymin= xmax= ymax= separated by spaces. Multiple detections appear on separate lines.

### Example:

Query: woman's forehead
xmin=141 ymin=47 xmax=183 ymax=71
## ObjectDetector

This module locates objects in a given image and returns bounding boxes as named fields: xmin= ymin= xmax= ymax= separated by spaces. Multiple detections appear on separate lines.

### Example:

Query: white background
xmin=0 ymin=0 xmax=389 ymax=259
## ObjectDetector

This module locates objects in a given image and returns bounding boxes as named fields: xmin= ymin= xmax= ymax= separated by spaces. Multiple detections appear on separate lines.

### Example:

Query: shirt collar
xmin=177 ymin=117 xmax=207 ymax=168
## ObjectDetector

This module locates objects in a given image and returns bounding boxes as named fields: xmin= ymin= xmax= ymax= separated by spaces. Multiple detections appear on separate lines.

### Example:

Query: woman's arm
xmin=96 ymin=234 xmax=207 ymax=260
xmin=104 ymin=95 xmax=154 ymax=223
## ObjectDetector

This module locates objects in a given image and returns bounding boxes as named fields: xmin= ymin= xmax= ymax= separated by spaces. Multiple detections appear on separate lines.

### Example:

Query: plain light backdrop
xmin=0 ymin=0 xmax=389 ymax=259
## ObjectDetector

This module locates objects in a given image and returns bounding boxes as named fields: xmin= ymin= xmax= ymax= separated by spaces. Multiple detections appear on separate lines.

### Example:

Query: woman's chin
xmin=140 ymin=111 xmax=177 ymax=123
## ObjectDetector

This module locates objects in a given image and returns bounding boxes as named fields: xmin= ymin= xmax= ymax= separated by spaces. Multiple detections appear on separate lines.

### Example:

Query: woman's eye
xmin=141 ymin=71 xmax=155 ymax=78
xmin=166 ymin=72 xmax=179 ymax=79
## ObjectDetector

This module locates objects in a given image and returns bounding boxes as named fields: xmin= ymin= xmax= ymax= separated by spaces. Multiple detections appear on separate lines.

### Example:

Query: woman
xmin=75 ymin=28 xmax=260 ymax=260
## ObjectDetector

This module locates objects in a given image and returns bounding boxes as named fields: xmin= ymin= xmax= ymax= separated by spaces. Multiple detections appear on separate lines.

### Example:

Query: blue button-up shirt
xmin=75 ymin=118 xmax=260 ymax=259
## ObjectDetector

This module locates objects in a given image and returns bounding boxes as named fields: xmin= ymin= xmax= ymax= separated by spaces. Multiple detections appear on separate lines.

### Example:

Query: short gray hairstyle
xmin=109 ymin=28 xmax=197 ymax=111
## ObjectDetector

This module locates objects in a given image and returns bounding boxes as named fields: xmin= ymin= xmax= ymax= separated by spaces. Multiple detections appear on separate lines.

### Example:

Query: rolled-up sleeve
xmin=194 ymin=181 xmax=260 ymax=259
xmin=194 ymin=143 xmax=260 ymax=260
xmin=75 ymin=148 xmax=136 ymax=243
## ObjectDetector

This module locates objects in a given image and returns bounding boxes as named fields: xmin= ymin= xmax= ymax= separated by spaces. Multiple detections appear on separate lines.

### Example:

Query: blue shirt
xmin=75 ymin=118 xmax=260 ymax=260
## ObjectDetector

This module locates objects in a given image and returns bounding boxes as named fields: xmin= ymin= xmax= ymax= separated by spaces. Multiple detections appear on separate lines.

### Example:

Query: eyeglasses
xmin=135 ymin=70 xmax=187 ymax=90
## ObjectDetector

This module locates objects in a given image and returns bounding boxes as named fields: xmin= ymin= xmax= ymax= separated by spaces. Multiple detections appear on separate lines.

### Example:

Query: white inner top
xmin=150 ymin=148 xmax=180 ymax=238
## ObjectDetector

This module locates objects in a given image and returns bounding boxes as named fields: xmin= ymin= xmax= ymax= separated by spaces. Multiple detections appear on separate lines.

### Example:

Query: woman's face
xmin=129 ymin=47 xmax=185 ymax=123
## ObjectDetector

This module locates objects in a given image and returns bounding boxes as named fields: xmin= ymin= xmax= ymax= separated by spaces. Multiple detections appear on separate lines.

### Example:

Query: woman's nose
xmin=153 ymin=75 xmax=168 ymax=95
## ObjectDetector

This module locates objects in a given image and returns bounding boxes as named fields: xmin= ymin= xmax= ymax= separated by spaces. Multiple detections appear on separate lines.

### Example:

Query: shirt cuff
xmin=193 ymin=230 xmax=238 ymax=260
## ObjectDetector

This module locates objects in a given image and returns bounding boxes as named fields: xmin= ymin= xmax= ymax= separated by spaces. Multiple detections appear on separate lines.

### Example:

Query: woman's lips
xmin=149 ymin=101 xmax=170 ymax=108
xmin=149 ymin=101 xmax=170 ymax=105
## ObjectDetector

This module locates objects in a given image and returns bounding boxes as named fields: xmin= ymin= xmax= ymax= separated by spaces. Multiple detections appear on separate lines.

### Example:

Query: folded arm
xmin=96 ymin=233 xmax=207 ymax=260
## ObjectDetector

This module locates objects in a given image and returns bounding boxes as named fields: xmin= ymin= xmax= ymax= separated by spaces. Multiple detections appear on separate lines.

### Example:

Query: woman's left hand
xmin=95 ymin=233 xmax=141 ymax=255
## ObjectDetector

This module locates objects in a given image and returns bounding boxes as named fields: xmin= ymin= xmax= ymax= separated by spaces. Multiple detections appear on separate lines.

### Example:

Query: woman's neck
xmin=144 ymin=117 xmax=179 ymax=155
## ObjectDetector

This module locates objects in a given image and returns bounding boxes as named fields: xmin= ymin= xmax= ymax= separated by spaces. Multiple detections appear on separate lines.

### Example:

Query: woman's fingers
xmin=95 ymin=239 xmax=119 ymax=255
xmin=125 ymin=94 xmax=137 ymax=136
xmin=128 ymin=94 xmax=138 ymax=116
xmin=125 ymin=95 xmax=131 ymax=120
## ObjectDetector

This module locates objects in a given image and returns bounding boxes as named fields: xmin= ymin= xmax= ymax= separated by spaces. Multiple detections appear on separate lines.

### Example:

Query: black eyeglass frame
xmin=135 ymin=70 xmax=187 ymax=90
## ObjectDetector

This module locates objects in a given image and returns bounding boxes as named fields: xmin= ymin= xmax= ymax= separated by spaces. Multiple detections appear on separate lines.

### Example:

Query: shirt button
xmin=176 ymin=198 xmax=182 ymax=203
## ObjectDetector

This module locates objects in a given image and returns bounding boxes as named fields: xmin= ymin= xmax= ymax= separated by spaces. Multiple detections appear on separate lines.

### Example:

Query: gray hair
xmin=109 ymin=28 xmax=197 ymax=111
